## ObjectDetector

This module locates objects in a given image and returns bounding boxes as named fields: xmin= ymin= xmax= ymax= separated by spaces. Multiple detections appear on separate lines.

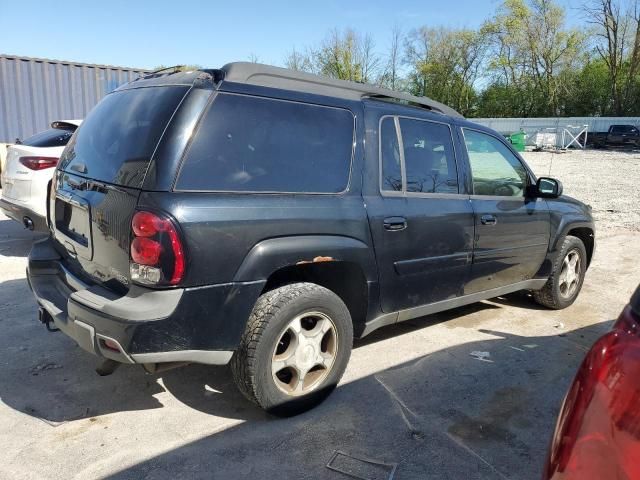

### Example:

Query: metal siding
xmin=471 ymin=117 xmax=640 ymax=135
xmin=0 ymin=55 xmax=148 ymax=142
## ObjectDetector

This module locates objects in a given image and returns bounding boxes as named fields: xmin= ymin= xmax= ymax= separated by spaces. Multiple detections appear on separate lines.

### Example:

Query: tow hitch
xmin=38 ymin=308 xmax=59 ymax=332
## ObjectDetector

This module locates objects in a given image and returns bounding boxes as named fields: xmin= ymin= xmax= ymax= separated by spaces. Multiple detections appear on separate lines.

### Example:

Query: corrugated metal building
xmin=471 ymin=117 xmax=640 ymax=135
xmin=0 ymin=54 xmax=148 ymax=142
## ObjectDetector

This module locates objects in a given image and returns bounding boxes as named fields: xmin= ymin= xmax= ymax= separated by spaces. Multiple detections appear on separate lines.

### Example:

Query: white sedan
xmin=0 ymin=120 xmax=81 ymax=231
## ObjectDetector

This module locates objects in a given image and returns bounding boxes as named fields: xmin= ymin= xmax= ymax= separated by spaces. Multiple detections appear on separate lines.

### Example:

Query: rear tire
xmin=231 ymin=282 xmax=353 ymax=416
xmin=533 ymin=235 xmax=587 ymax=309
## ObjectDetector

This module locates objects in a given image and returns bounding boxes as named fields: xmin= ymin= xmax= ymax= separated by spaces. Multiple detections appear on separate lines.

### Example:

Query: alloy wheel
xmin=271 ymin=311 xmax=338 ymax=396
xmin=559 ymin=249 xmax=581 ymax=299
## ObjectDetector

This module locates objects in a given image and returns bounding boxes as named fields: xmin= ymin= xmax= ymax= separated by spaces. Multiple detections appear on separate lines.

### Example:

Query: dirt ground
xmin=0 ymin=149 xmax=638 ymax=479
xmin=523 ymin=148 xmax=640 ymax=231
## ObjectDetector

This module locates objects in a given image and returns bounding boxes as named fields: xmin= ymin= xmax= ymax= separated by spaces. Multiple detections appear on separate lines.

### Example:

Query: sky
xmin=1 ymin=0 xmax=582 ymax=70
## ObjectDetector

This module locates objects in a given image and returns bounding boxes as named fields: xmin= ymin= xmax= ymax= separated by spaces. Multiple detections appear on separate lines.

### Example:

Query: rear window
xmin=21 ymin=128 xmax=74 ymax=147
xmin=611 ymin=125 xmax=638 ymax=133
xmin=58 ymin=86 xmax=188 ymax=187
xmin=176 ymin=93 xmax=354 ymax=193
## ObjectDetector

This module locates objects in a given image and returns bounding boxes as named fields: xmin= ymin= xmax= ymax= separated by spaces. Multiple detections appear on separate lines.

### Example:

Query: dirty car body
xmin=27 ymin=63 xmax=595 ymax=413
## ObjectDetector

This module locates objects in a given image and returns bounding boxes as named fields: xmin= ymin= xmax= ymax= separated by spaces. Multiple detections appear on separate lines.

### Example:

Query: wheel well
xmin=568 ymin=227 xmax=595 ymax=266
xmin=262 ymin=261 xmax=368 ymax=332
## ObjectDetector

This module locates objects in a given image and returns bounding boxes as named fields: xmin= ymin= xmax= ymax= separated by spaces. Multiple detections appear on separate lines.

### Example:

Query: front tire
xmin=533 ymin=235 xmax=587 ymax=309
xmin=231 ymin=282 xmax=353 ymax=416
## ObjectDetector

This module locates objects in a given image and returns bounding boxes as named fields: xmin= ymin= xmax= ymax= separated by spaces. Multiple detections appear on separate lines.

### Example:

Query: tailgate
xmin=51 ymin=171 xmax=141 ymax=290
xmin=50 ymin=85 xmax=189 ymax=291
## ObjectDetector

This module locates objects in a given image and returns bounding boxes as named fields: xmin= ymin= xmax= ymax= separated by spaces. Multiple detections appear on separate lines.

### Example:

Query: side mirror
xmin=535 ymin=177 xmax=563 ymax=198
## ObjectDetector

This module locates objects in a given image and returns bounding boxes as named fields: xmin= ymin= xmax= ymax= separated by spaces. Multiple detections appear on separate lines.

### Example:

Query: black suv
xmin=28 ymin=63 xmax=595 ymax=414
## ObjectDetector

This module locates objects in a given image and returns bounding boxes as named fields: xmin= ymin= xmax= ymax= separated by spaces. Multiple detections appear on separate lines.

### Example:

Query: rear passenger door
xmin=365 ymin=107 xmax=475 ymax=313
xmin=461 ymin=128 xmax=550 ymax=294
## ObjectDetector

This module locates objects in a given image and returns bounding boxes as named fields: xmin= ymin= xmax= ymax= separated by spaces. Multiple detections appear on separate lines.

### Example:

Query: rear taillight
xmin=19 ymin=156 xmax=59 ymax=170
xmin=130 ymin=210 xmax=185 ymax=286
xmin=614 ymin=305 xmax=640 ymax=336
xmin=544 ymin=304 xmax=640 ymax=480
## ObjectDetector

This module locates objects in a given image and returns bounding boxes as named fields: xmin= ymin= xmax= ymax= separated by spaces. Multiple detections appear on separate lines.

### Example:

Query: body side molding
xmin=360 ymin=278 xmax=548 ymax=337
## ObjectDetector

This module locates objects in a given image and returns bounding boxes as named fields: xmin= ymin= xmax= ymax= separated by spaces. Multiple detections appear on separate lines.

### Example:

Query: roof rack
xmin=134 ymin=65 xmax=185 ymax=81
xmin=220 ymin=62 xmax=463 ymax=119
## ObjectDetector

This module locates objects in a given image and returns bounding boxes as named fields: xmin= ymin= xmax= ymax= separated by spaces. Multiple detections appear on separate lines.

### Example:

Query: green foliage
xmin=281 ymin=0 xmax=640 ymax=117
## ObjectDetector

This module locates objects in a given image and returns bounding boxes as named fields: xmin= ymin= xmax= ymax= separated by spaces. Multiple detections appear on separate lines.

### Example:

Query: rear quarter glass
xmin=175 ymin=93 xmax=355 ymax=193
xmin=58 ymin=86 xmax=189 ymax=188
xmin=21 ymin=128 xmax=73 ymax=147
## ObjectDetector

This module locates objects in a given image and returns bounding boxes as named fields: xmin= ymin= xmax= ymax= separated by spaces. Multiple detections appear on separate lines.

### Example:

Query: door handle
xmin=480 ymin=214 xmax=497 ymax=226
xmin=383 ymin=216 xmax=407 ymax=231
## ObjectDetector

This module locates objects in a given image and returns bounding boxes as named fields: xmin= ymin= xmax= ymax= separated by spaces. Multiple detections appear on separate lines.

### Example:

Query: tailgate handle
xmin=56 ymin=191 xmax=89 ymax=209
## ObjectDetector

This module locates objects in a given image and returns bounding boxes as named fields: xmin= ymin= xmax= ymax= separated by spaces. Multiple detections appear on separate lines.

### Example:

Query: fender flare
xmin=233 ymin=235 xmax=378 ymax=283
xmin=550 ymin=218 xmax=594 ymax=253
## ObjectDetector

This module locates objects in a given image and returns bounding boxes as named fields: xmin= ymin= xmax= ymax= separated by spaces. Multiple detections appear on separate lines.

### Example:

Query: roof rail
xmin=219 ymin=62 xmax=463 ymax=119
xmin=134 ymin=65 xmax=185 ymax=81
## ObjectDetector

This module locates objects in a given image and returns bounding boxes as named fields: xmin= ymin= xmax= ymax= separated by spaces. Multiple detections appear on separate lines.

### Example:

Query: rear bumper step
xmin=27 ymin=237 xmax=262 ymax=366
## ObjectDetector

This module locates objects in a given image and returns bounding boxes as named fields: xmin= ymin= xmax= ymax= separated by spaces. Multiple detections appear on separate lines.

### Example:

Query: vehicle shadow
xmin=0 ymin=270 xmax=613 ymax=478
xmin=0 ymin=277 xmax=506 ymax=424
xmin=107 ymin=323 xmax=611 ymax=480
xmin=0 ymin=273 xmax=567 ymax=423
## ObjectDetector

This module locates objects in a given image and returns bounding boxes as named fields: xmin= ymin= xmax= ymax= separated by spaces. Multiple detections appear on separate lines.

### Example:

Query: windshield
xmin=58 ymin=86 xmax=188 ymax=187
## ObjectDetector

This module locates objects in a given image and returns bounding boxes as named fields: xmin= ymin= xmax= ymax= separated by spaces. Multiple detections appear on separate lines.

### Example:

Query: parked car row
xmin=0 ymin=120 xmax=81 ymax=230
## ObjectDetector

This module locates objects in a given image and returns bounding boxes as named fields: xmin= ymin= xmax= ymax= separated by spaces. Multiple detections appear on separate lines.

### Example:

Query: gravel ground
xmin=522 ymin=149 xmax=640 ymax=231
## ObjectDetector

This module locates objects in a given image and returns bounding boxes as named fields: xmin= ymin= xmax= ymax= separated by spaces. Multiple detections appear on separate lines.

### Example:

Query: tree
xmin=277 ymin=1 xmax=640 ymax=117
xmin=560 ymin=59 xmax=612 ymax=115
xmin=404 ymin=27 xmax=486 ymax=115
xmin=313 ymin=29 xmax=378 ymax=82
xmin=482 ymin=0 xmax=585 ymax=116
xmin=378 ymin=25 xmax=403 ymax=89
xmin=585 ymin=0 xmax=640 ymax=114
xmin=284 ymin=47 xmax=314 ymax=72
xmin=284 ymin=29 xmax=382 ymax=83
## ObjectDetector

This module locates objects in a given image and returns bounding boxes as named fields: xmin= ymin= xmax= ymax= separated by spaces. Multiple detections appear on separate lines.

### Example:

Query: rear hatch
xmin=50 ymin=85 xmax=189 ymax=292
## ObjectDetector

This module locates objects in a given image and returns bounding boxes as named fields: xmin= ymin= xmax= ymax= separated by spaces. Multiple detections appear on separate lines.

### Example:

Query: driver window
xmin=463 ymin=129 xmax=528 ymax=197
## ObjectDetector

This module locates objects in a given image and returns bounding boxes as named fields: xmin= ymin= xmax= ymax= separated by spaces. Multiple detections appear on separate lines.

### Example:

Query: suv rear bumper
xmin=27 ymin=237 xmax=265 ymax=366
xmin=0 ymin=197 xmax=47 ymax=231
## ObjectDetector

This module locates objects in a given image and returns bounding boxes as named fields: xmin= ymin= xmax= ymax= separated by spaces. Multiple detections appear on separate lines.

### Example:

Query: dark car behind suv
xmin=27 ymin=63 xmax=595 ymax=414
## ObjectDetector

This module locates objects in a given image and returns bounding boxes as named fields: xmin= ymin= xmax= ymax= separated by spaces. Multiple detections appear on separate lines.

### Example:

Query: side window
xmin=380 ymin=117 xmax=402 ymax=192
xmin=399 ymin=118 xmax=458 ymax=194
xmin=463 ymin=129 xmax=529 ymax=197
xmin=176 ymin=93 xmax=354 ymax=193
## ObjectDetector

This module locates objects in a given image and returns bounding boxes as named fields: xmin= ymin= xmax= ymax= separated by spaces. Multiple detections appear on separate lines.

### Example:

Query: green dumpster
xmin=509 ymin=131 xmax=526 ymax=152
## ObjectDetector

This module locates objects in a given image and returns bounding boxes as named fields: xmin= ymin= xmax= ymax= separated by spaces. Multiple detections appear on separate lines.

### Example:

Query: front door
xmin=460 ymin=128 xmax=550 ymax=294
xmin=365 ymin=111 xmax=475 ymax=313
